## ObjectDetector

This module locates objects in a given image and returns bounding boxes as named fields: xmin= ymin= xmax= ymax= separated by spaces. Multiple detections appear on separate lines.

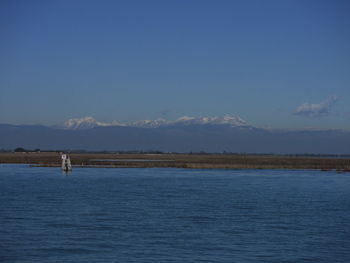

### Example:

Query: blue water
xmin=1 ymin=165 xmax=350 ymax=263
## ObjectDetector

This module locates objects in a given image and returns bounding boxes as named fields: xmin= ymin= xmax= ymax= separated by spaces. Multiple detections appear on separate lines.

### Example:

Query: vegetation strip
xmin=1 ymin=152 xmax=350 ymax=171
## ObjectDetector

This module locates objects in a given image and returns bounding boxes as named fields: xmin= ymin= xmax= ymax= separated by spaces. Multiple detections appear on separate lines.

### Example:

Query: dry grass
xmin=1 ymin=152 xmax=350 ymax=170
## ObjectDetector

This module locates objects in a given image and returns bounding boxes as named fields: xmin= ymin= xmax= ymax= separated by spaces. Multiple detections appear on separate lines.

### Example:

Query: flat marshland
xmin=0 ymin=152 xmax=349 ymax=170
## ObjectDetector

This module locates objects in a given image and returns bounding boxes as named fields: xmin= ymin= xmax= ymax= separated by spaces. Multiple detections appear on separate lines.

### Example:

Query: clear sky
xmin=1 ymin=0 xmax=349 ymax=129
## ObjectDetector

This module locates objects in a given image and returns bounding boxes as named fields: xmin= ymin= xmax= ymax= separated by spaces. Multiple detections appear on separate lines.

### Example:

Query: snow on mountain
xmin=62 ymin=115 xmax=249 ymax=130
xmin=172 ymin=115 xmax=248 ymax=126
xmin=130 ymin=118 xmax=168 ymax=128
xmin=63 ymin=117 xmax=124 ymax=130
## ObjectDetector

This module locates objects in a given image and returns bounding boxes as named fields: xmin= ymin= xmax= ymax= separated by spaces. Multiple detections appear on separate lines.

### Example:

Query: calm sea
xmin=1 ymin=165 xmax=350 ymax=263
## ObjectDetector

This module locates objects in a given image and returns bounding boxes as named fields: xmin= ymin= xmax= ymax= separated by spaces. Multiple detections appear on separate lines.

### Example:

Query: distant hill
xmin=0 ymin=120 xmax=349 ymax=154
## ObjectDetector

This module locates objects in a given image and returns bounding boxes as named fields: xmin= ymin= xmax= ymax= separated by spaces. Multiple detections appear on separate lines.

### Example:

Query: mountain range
xmin=1 ymin=115 xmax=349 ymax=154
xmin=62 ymin=115 xmax=249 ymax=129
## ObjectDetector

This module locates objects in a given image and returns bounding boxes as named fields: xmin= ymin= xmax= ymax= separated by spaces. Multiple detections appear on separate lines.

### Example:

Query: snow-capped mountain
xmin=130 ymin=118 xmax=168 ymax=128
xmin=63 ymin=117 xmax=124 ymax=130
xmin=62 ymin=115 xmax=249 ymax=130
xmin=2 ymin=116 xmax=350 ymax=154
xmin=172 ymin=115 xmax=248 ymax=126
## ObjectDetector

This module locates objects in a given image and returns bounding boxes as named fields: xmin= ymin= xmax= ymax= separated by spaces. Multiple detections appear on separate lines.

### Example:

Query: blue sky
xmin=1 ymin=0 xmax=349 ymax=129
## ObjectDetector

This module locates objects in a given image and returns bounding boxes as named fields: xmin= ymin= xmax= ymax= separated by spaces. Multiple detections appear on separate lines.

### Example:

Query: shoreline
xmin=1 ymin=152 xmax=350 ymax=171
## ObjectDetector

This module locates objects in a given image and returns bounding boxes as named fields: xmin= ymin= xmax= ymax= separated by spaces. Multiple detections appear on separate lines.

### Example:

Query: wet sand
xmin=1 ymin=152 xmax=350 ymax=170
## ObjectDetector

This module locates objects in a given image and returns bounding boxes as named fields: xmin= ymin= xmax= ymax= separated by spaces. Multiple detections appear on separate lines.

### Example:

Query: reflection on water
xmin=0 ymin=165 xmax=350 ymax=263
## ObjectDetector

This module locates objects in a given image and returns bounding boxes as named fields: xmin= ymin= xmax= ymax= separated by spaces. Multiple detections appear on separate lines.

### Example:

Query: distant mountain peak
xmin=63 ymin=117 xmax=124 ymax=130
xmin=130 ymin=118 xmax=168 ymax=128
xmin=176 ymin=116 xmax=196 ymax=121
xmin=62 ymin=115 xmax=249 ymax=130
xmin=173 ymin=114 xmax=248 ymax=127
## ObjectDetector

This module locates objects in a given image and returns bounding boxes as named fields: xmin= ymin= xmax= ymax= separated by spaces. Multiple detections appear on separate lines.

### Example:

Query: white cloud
xmin=293 ymin=95 xmax=339 ymax=118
